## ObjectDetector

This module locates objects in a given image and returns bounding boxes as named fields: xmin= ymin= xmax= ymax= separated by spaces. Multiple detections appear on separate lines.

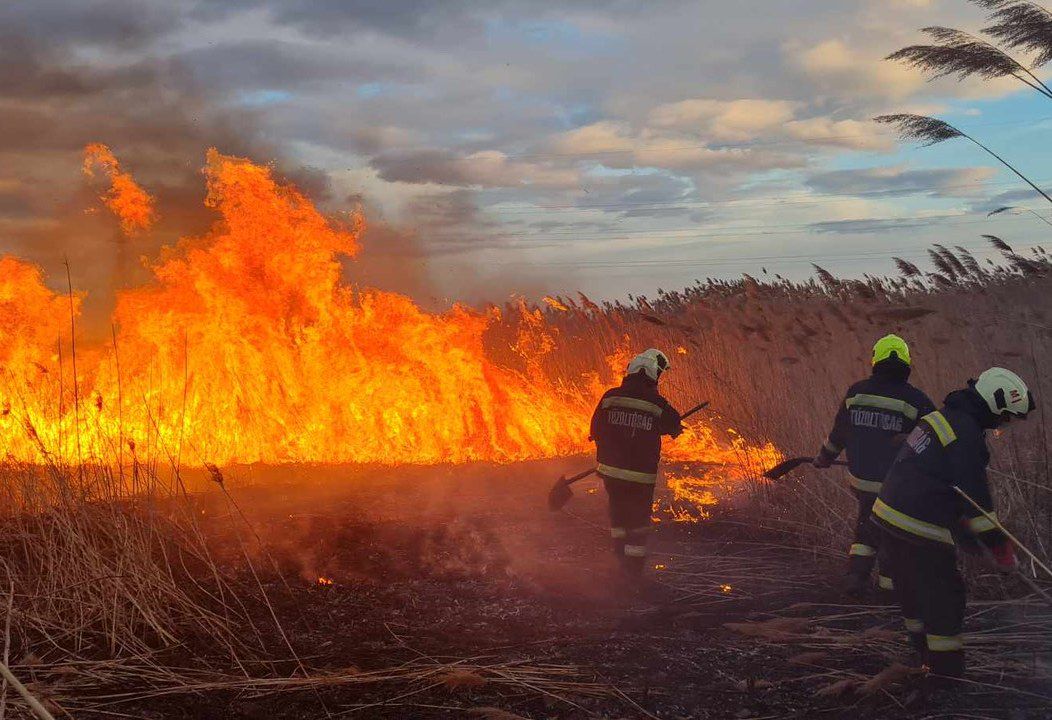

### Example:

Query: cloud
xmin=575 ymin=173 xmax=697 ymax=218
xmin=371 ymin=149 xmax=580 ymax=189
xmin=809 ymin=217 xmax=937 ymax=234
xmin=549 ymin=122 xmax=802 ymax=173
xmin=2 ymin=0 xmax=1043 ymax=307
xmin=970 ymin=187 xmax=1052 ymax=214
xmin=647 ymin=99 xmax=797 ymax=142
xmin=806 ymin=165 xmax=998 ymax=199
xmin=791 ymin=38 xmax=926 ymax=101
xmin=784 ymin=117 xmax=895 ymax=151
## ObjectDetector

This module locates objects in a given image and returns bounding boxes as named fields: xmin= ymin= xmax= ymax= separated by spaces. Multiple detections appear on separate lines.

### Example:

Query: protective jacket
xmin=590 ymin=372 xmax=682 ymax=484
xmin=821 ymin=361 xmax=935 ymax=493
xmin=872 ymin=387 xmax=1007 ymax=549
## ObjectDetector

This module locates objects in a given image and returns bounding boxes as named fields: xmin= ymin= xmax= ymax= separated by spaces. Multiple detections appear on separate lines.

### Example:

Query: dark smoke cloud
xmin=0 ymin=1 xmax=348 ymax=336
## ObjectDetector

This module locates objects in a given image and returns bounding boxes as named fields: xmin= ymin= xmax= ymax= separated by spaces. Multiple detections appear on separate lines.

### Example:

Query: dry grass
xmin=502 ymin=241 xmax=1052 ymax=571
xmin=0 ymin=458 xmax=611 ymax=716
xmin=2 ymin=240 xmax=1051 ymax=716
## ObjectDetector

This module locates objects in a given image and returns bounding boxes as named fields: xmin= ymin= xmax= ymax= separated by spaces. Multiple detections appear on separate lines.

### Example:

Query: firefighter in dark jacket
xmin=590 ymin=349 xmax=683 ymax=578
xmin=873 ymin=367 xmax=1034 ymax=678
xmin=814 ymin=334 xmax=936 ymax=596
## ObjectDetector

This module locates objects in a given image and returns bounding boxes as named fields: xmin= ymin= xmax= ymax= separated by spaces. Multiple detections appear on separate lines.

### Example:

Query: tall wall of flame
xmin=0 ymin=150 xmax=589 ymax=465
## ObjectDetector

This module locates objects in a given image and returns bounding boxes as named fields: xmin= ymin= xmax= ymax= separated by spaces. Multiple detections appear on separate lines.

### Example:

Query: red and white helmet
xmin=975 ymin=367 xmax=1034 ymax=418
xmin=627 ymin=348 xmax=670 ymax=381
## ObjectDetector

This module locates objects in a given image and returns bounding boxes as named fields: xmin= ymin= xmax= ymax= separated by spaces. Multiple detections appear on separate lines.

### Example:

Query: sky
xmin=2 ymin=0 xmax=1051 ymax=318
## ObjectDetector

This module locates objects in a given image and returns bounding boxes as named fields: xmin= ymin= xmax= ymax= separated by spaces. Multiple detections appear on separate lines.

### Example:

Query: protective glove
xmin=669 ymin=422 xmax=684 ymax=439
xmin=955 ymin=519 xmax=981 ymax=555
xmin=991 ymin=541 xmax=1018 ymax=573
xmin=812 ymin=446 xmax=836 ymax=469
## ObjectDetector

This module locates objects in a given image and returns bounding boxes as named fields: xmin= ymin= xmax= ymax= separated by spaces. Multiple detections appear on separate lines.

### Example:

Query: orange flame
xmin=542 ymin=296 xmax=569 ymax=311
xmin=83 ymin=144 xmax=156 ymax=236
xmin=2 ymin=149 xmax=586 ymax=464
xmin=0 ymin=146 xmax=779 ymax=485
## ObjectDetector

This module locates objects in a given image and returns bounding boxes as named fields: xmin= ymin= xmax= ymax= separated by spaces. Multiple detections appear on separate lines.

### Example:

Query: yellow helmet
xmin=872 ymin=334 xmax=910 ymax=366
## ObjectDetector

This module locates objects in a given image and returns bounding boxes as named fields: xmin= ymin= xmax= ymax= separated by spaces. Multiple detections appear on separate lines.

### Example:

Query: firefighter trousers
xmin=848 ymin=491 xmax=893 ymax=590
xmin=880 ymin=528 xmax=966 ymax=677
xmin=602 ymin=476 xmax=655 ymax=577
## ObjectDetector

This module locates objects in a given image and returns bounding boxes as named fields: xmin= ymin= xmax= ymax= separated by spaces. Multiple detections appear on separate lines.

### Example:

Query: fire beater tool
xmin=547 ymin=401 xmax=710 ymax=511
xmin=762 ymin=456 xmax=847 ymax=480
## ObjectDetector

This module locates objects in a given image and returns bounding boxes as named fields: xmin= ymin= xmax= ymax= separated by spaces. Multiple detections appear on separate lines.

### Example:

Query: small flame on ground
xmin=317 ymin=577 xmax=334 ymax=586
xmin=654 ymin=564 xmax=667 ymax=571
xmin=720 ymin=583 xmax=732 ymax=593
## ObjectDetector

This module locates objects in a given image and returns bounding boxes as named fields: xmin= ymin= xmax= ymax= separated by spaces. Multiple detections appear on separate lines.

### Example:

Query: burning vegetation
xmin=1 ymin=144 xmax=1050 ymax=719
xmin=0 ymin=145 xmax=772 ymax=477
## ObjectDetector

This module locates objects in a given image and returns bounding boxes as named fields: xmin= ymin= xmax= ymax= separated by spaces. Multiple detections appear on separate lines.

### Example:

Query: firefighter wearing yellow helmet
xmin=590 ymin=349 xmax=683 ymax=581
xmin=814 ymin=334 xmax=936 ymax=597
xmin=873 ymin=368 xmax=1034 ymax=678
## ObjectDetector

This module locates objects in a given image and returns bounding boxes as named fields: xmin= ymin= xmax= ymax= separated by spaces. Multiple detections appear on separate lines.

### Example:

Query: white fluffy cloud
xmin=549 ymin=121 xmax=801 ymax=174
xmin=791 ymin=38 xmax=926 ymax=101
xmin=647 ymin=99 xmax=798 ymax=142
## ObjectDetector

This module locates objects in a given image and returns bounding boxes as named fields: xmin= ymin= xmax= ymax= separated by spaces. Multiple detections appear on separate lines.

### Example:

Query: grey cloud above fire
xmin=0 ymin=0 xmax=1042 ymax=307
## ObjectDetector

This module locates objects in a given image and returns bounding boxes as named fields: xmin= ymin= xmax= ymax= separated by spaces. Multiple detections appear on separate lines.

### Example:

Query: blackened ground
xmin=109 ymin=459 xmax=1050 ymax=719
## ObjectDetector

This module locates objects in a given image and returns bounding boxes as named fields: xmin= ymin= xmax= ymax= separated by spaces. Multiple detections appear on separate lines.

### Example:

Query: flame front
xmin=0 ymin=147 xmax=779 ymax=479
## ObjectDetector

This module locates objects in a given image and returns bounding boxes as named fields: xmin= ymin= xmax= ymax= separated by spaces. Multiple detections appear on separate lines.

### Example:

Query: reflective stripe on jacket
xmin=591 ymin=373 xmax=682 ymax=483
xmin=873 ymin=389 xmax=1006 ymax=548
xmin=823 ymin=366 xmax=935 ymax=492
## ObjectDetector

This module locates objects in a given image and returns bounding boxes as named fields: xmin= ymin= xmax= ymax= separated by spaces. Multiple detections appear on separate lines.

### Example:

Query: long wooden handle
xmin=680 ymin=401 xmax=710 ymax=421
xmin=954 ymin=485 xmax=1052 ymax=582
xmin=565 ymin=467 xmax=597 ymax=485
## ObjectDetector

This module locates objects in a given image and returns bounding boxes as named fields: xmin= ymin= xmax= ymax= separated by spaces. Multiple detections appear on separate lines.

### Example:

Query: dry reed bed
xmin=506 ymin=241 xmax=1052 ymax=562
xmin=0 ymin=461 xmax=610 ymax=717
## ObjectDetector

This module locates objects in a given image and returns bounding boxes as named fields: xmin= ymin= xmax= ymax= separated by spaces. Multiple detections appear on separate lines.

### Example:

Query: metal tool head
xmin=547 ymin=476 xmax=574 ymax=511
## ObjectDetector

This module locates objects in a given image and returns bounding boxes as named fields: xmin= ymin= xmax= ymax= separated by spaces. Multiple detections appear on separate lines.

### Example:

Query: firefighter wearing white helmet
xmin=974 ymin=367 xmax=1034 ymax=418
xmin=626 ymin=348 xmax=670 ymax=382
xmin=873 ymin=368 xmax=1035 ymax=679
xmin=589 ymin=348 xmax=682 ymax=581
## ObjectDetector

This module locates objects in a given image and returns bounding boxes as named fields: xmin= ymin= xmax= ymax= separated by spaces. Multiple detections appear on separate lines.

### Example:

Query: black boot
xmin=907 ymin=631 xmax=927 ymax=667
xmin=843 ymin=572 xmax=869 ymax=599
xmin=928 ymin=649 xmax=964 ymax=679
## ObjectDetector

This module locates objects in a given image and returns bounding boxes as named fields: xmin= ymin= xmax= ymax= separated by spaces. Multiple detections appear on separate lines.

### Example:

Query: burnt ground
xmin=97 ymin=459 xmax=1051 ymax=720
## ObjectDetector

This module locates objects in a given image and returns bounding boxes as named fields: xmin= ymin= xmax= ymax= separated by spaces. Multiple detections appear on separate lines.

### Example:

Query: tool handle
xmin=954 ymin=485 xmax=1052 ymax=583
xmin=566 ymin=467 xmax=597 ymax=485
xmin=680 ymin=401 xmax=710 ymax=421
xmin=974 ymin=535 xmax=1052 ymax=606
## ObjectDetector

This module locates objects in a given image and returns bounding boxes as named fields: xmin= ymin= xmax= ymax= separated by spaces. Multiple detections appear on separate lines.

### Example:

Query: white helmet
xmin=627 ymin=348 xmax=670 ymax=382
xmin=974 ymin=367 xmax=1035 ymax=418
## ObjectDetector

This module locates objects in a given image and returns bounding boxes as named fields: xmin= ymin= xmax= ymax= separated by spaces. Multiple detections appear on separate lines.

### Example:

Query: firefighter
xmin=590 ymin=348 xmax=683 ymax=579
xmin=813 ymin=334 xmax=936 ymax=596
xmin=872 ymin=368 xmax=1033 ymax=678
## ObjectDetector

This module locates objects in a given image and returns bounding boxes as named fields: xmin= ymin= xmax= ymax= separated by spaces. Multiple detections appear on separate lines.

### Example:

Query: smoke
xmin=0 ymin=3 xmax=342 ymax=338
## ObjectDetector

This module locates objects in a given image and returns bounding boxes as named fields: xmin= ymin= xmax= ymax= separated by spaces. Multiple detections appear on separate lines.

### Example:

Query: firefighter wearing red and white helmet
xmin=873 ymin=367 xmax=1035 ymax=678
xmin=590 ymin=349 xmax=682 ymax=580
